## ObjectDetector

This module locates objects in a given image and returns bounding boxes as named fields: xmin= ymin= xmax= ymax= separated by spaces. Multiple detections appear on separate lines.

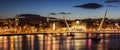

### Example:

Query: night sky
xmin=0 ymin=0 xmax=120 ymax=19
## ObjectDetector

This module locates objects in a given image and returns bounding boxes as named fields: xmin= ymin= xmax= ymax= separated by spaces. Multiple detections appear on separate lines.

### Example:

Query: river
xmin=0 ymin=33 xmax=120 ymax=50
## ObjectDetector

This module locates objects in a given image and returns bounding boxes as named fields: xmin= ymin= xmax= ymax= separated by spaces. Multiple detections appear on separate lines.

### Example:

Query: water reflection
xmin=0 ymin=33 xmax=120 ymax=50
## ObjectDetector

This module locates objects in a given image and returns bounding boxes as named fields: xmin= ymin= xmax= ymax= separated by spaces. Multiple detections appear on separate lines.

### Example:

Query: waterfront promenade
xmin=0 ymin=30 xmax=120 ymax=36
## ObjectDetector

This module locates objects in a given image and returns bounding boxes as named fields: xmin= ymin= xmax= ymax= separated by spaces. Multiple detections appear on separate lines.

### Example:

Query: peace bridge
xmin=0 ymin=10 xmax=120 ymax=40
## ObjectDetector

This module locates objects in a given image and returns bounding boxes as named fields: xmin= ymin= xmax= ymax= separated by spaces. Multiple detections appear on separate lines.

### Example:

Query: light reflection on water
xmin=0 ymin=33 xmax=120 ymax=50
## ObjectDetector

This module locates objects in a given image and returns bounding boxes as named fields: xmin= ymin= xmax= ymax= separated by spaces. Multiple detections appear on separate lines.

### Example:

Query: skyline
xmin=0 ymin=0 xmax=120 ymax=19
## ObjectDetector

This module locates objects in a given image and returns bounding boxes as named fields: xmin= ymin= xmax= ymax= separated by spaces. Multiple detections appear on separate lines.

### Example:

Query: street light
xmin=76 ymin=21 xmax=79 ymax=24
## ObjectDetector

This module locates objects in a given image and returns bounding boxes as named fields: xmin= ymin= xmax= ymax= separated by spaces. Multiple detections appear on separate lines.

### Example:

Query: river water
xmin=0 ymin=33 xmax=120 ymax=50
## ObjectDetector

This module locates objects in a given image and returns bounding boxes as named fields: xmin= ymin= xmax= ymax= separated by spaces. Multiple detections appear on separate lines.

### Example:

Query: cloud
xmin=67 ymin=12 xmax=72 ymax=14
xmin=59 ymin=12 xmax=72 ymax=15
xmin=73 ymin=3 xmax=103 ymax=9
xmin=105 ymin=0 xmax=120 ymax=3
xmin=107 ymin=5 xmax=119 ymax=7
xmin=50 ymin=13 xmax=57 ymax=15
xmin=60 ymin=12 xmax=66 ymax=15
xmin=104 ymin=0 xmax=120 ymax=7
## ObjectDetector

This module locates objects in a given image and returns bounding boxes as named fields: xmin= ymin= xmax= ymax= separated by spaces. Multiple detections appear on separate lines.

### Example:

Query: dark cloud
xmin=50 ymin=13 xmax=57 ymax=15
xmin=59 ymin=12 xmax=72 ymax=15
xmin=60 ymin=12 xmax=66 ymax=15
xmin=73 ymin=3 xmax=103 ymax=9
xmin=105 ymin=0 xmax=120 ymax=3
xmin=104 ymin=0 xmax=120 ymax=8
xmin=68 ymin=12 xmax=72 ymax=14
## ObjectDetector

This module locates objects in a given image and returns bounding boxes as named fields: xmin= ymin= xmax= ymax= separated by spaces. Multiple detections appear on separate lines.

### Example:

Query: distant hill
xmin=19 ymin=14 xmax=57 ymax=21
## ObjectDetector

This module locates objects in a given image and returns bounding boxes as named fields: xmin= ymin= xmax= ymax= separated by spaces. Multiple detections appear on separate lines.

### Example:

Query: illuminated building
xmin=15 ymin=15 xmax=19 ymax=26
xmin=71 ymin=20 xmax=87 ymax=31
xmin=49 ymin=22 xmax=63 ymax=30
